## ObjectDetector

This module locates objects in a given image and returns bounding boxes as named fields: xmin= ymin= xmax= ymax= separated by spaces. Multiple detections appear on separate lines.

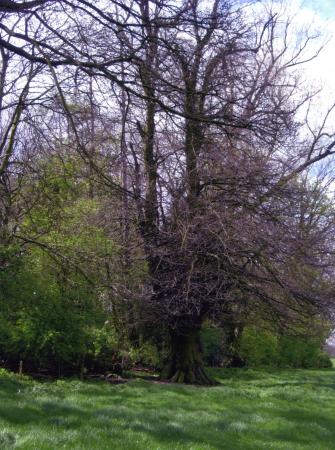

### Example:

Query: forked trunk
xmin=161 ymin=326 xmax=216 ymax=385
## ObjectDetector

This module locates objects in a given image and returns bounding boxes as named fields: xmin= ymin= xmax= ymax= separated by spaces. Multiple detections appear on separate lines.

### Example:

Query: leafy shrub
xmin=278 ymin=336 xmax=316 ymax=368
xmin=86 ymin=324 xmax=127 ymax=373
xmin=239 ymin=327 xmax=279 ymax=367
xmin=239 ymin=326 xmax=332 ymax=368
xmin=0 ymin=249 xmax=108 ymax=375
xmin=317 ymin=352 xmax=333 ymax=368
xmin=129 ymin=342 xmax=161 ymax=368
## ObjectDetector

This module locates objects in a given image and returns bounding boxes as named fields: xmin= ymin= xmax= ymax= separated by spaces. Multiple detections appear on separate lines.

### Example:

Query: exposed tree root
xmin=160 ymin=326 xmax=217 ymax=385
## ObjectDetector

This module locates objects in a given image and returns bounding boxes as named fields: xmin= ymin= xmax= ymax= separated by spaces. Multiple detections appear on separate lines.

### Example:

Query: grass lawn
xmin=0 ymin=365 xmax=335 ymax=450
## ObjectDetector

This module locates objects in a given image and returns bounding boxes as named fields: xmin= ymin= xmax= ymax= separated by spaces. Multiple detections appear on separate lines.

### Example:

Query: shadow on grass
xmin=0 ymin=371 xmax=335 ymax=449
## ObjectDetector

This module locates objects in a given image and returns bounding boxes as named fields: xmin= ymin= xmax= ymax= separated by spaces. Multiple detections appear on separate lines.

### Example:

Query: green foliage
xmin=129 ymin=341 xmax=161 ymax=368
xmin=0 ymin=242 xmax=20 ymax=267
xmin=201 ymin=323 xmax=225 ymax=366
xmin=86 ymin=323 xmax=128 ymax=372
xmin=239 ymin=327 xmax=279 ymax=367
xmin=0 ymin=154 xmax=131 ymax=375
xmin=278 ymin=335 xmax=332 ymax=368
xmin=0 ymin=245 xmax=135 ymax=375
xmin=0 ymin=248 xmax=93 ymax=373
xmin=239 ymin=326 xmax=332 ymax=368
xmin=317 ymin=353 xmax=333 ymax=368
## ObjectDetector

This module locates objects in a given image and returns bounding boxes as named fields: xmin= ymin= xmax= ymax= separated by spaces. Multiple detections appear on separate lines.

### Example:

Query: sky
xmin=244 ymin=0 xmax=335 ymax=115
xmin=296 ymin=0 xmax=335 ymax=99
xmin=303 ymin=0 xmax=335 ymax=18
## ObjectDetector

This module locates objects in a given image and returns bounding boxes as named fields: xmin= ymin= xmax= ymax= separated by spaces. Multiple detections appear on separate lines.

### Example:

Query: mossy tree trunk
xmin=161 ymin=326 xmax=215 ymax=385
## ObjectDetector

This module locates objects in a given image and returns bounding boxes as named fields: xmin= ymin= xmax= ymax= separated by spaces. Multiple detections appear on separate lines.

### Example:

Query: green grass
xmin=0 ymin=367 xmax=335 ymax=449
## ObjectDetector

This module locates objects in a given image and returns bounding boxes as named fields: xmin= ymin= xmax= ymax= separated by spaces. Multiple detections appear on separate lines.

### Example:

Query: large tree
xmin=1 ymin=0 xmax=335 ymax=383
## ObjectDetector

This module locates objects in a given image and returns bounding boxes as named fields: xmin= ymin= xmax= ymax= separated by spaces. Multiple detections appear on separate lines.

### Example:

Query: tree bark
xmin=161 ymin=326 xmax=216 ymax=385
xmin=224 ymin=321 xmax=245 ymax=368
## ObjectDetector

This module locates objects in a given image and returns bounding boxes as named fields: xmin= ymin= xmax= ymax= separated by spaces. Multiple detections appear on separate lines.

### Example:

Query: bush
xmin=239 ymin=326 xmax=332 ymax=368
xmin=278 ymin=336 xmax=314 ymax=368
xmin=86 ymin=324 xmax=127 ymax=373
xmin=239 ymin=327 xmax=279 ymax=367
xmin=129 ymin=342 xmax=161 ymax=369
xmin=0 ymin=249 xmax=108 ymax=375
xmin=317 ymin=352 xmax=333 ymax=369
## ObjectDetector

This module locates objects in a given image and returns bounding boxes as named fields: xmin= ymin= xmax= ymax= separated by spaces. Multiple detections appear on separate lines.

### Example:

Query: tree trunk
xmin=224 ymin=321 xmax=245 ymax=368
xmin=161 ymin=326 xmax=216 ymax=385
